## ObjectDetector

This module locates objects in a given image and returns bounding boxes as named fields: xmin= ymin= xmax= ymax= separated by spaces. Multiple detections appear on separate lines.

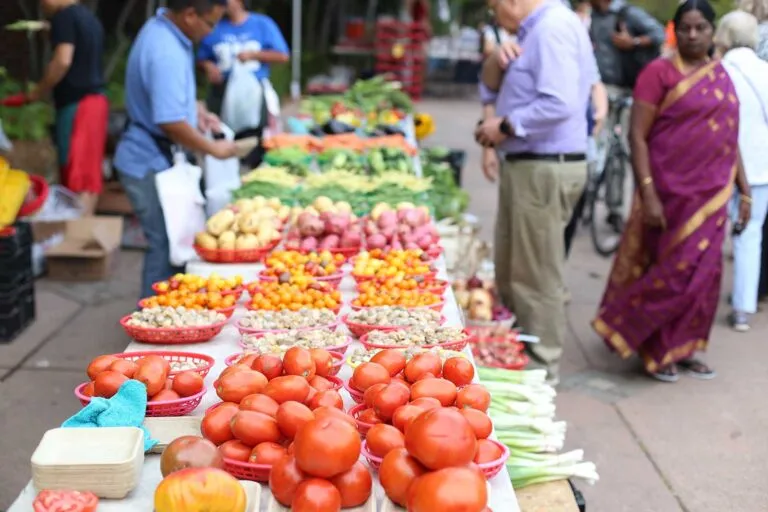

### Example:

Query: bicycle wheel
xmin=590 ymin=145 xmax=627 ymax=257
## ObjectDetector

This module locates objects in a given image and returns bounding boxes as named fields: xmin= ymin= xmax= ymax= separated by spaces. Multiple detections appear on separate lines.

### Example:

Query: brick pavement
xmin=1 ymin=99 xmax=766 ymax=511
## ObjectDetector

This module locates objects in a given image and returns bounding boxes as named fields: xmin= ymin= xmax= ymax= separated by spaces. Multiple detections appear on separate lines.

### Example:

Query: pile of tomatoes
xmin=352 ymin=249 xmax=435 ymax=280
xmin=346 ymin=349 xmax=500 ymax=510
xmin=140 ymin=290 xmax=237 ymax=311
xmin=247 ymin=280 xmax=342 ymax=311
xmin=154 ymin=273 xmax=243 ymax=294
xmin=262 ymin=250 xmax=345 ymax=277
xmin=82 ymin=354 xmax=204 ymax=402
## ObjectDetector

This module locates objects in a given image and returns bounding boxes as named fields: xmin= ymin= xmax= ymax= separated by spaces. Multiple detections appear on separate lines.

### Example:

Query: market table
xmin=7 ymin=257 xmax=521 ymax=512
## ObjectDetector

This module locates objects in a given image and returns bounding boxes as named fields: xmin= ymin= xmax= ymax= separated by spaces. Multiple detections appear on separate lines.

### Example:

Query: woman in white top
xmin=715 ymin=11 xmax=768 ymax=331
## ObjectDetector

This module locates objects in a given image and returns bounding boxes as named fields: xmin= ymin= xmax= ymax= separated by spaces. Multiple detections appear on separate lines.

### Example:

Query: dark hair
xmin=673 ymin=0 xmax=717 ymax=30
xmin=168 ymin=0 xmax=227 ymax=14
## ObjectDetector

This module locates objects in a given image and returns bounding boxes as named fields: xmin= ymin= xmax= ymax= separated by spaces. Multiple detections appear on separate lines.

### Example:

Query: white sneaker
xmin=729 ymin=311 xmax=750 ymax=332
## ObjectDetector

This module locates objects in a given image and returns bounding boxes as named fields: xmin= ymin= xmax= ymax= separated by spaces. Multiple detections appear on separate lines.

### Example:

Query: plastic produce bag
xmin=204 ymin=124 xmax=241 ymax=217
xmin=221 ymin=61 xmax=264 ymax=133
xmin=0 ymin=119 xmax=12 ymax=152
xmin=155 ymin=153 xmax=206 ymax=266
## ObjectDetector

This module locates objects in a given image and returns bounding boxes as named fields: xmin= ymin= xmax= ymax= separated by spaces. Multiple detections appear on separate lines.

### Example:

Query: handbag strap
xmin=726 ymin=57 xmax=768 ymax=126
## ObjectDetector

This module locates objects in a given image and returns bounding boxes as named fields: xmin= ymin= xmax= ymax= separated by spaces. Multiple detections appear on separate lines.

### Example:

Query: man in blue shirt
xmin=198 ymin=0 xmax=289 ymax=121
xmin=114 ymin=0 xmax=236 ymax=299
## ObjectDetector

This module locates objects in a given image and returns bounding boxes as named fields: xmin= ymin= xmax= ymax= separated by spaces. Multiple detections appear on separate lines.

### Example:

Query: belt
xmin=506 ymin=152 xmax=586 ymax=163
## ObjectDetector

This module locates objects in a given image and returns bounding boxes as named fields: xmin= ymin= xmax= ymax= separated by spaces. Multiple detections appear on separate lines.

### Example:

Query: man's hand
xmin=196 ymin=101 xmax=221 ymax=134
xmin=738 ymin=197 xmax=752 ymax=227
xmin=475 ymin=116 xmax=508 ymax=148
xmin=208 ymin=140 xmax=238 ymax=160
xmin=205 ymin=65 xmax=224 ymax=85
xmin=612 ymin=24 xmax=635 ymax=51
xmin=482 ymin=148 xmax=500 ymax=183
xmin=496 ymin=41 xmax=523 ymax=70
xmin=592 ymin=111 xmax=606 ymax=136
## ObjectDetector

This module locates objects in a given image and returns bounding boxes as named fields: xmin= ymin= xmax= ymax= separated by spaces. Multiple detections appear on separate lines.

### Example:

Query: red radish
xmin=368 ymin=234 xmax=387 ymax=249
xmin=319 ymin=235 xmax=340 ymax=249
xmin=341 ymin=231 xmax=362 ymax=248
xmin=377 ymin=211 xmax=398 ymax=229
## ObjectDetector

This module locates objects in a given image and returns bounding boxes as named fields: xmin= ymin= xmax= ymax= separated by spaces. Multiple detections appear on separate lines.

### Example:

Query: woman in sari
xmin=592 ymin=0 xmax=752 ymax=382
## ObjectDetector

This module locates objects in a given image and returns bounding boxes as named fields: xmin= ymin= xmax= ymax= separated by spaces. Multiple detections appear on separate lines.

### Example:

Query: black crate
xmin=0 ymin=222 xmax=32 ymax=256
xmin=0 ymin=281 xmax=35 ymax=343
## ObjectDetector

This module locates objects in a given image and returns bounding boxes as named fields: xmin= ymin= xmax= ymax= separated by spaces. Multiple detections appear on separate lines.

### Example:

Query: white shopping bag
xmin=204 ymin=124 xmax=241 ymax=217
xmin=155 ymin=153 xmax=207 ymax=266
xmin=221 ymin=61 xmax=264 ymax=133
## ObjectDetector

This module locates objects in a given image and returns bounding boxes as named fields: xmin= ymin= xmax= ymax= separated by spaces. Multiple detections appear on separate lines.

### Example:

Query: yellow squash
xmin=0 ymin=162 xmax=31 ymax=228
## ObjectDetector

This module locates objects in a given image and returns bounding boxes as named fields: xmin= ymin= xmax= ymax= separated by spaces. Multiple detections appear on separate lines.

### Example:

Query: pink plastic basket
xmin=74 ymin=383 xmax=206 ymax=417
xmin=477 ymin=440 xmax=511 ymax=479
xmin=222 ymin=457 xmax=271 ymax=482
xmin=236 ymin=320 xmax=340 ymax=337
xmin=359 ymin=328 xmax=474 ymax=352
xmin=239 ymin=335 xmax=353 ymax=355
xmin=349 ymin=300 xmax=444 ymax=313
xmin=343 ymin=380 xmax=365 ymax=404
xmin=257 ymin=269 xmax=344 ymax=289
xmin=119 ymin=316 xmax=228 ymax=344
xmin=342 ymin=314 xmax=446 ymax=339
xmin=224 ymin=350 xmax=344 ymax=375
xmin=113 ymin=351 xmax=215 ymax=377
xmin=350 ymin=403 xmax=377 ymax=436
xmin=360 ymin=440 xmax=383 ymax=471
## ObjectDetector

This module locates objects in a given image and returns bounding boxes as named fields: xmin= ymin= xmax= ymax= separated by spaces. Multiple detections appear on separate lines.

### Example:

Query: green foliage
xmin=0 ymin=67 xmax=52 ymax=142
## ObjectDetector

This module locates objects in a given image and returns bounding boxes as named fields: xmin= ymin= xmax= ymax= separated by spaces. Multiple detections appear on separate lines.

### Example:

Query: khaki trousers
xmin=494 ymin=158 xmax=587 ymax=375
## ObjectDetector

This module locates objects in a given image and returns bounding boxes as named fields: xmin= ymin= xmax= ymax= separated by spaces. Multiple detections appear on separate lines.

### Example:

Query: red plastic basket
xmin=350 ymin=403 xmax=376 ymax=436
xmin=426 ymin=245 xmax=444 ymax=259
xmin=343 ymin=380 xmax=365 ymax=404
xmin=151 ymin=283 xmax=244 ymax=299
xmin=476 ymin=440 xmax=511 ymax=479
xmin=17 ymin=174 xmax=49 ymax=217
xmin=114 ymin=351 xmax=215 ymax=377
xmin=193 ymin=238 xmax=281 ymax=263
xmin=137 ymin=299 xmax=236 ymax=319
xmin=119 ymin=316 xmax=228 ymax=344
xmin=359 ymin=328 xmax=473 ymax=352
xmin=74 ymin=383 xmax=206 ymax=417
xmin=360 ymin=440 xmax=383 ymax=471
xmin=466 ymin=330 xmax=530 ymax=370
xmin=350 ymin=300 xmax=445 ymax=313
xmin=222 ymin=457 xmax=271 ymax=482
xmin=257 ymin=269 xmax=344 ymax=289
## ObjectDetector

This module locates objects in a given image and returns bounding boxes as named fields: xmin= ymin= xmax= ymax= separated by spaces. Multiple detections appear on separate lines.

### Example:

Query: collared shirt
xmin=479 ymin=1 xmax=598 ymax=154
xmin=722 ymin=48 xmax=768 ymax=186
xmin=114 ymin=9 xmax=198 ymax=179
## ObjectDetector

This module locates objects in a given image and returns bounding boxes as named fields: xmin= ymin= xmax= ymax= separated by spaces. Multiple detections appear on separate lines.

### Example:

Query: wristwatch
xmin=499 ymin=118 xmax=512 ymax=136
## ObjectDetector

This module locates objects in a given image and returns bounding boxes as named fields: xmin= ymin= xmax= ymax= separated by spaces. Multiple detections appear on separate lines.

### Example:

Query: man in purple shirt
xmin=475 ymin=0 xmax=598 ymax=384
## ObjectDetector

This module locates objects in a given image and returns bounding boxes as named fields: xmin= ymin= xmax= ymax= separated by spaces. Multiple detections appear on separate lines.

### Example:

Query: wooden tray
xmin=144 ymin=416 xmax=203 ymax=454
xmin=267 ymin=493 xmax=377 ymax=511
xmin=241 ymin=480 xmax=262 ymax=512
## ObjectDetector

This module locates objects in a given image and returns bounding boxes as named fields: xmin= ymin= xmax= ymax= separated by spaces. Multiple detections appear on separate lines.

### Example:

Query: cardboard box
xmin=45 ymin=216 xmax=124 ymax=281
xmin=96 ymin=181 xmax=134 ymax=216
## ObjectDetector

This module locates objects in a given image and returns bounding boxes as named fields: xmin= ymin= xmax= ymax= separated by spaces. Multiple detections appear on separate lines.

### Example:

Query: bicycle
xmin=582 ymin=94 xmax=633 ymax=257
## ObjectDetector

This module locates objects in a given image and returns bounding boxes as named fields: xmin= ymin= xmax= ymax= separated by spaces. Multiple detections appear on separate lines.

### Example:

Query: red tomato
xmin=405 ymin=408 xmax=477 ymax=470
xmin=239 ymin=393 xmax=280 ymax=417
xmin=134 ymin=360 xmax=169 ymax=397
xmin=264 ymin=375 xmax=311 ymax=404
xmin=461 ymin=409 xmax=493 ymax=440
xmin=269 ymin=455 xmax=306 ymax=506
xmin=308 ymin=375 xmax=334 ymax=392
xmin=216 ymin=370 xmax=268 ymax=403
xmin=350 ymin=362 xmax=391 ymax=391
xmin=218 ymin=440 xmax=253 ymax=462
xmin=314 ymin=406 xmax=357 ymax=427
xmin=292 ymin=478 xmax=342 ymax=512
xmin=373 ymin=383 xmax=411 ymax=421
xmin=276 ymin=401 xmax=315 ymax=439
xmin=33 ymin=490 xmax=99 ymax=512
xmin=136 ymin=354 xmax=171 ymax=375
xmin=363 ymin=382 xmax=387 ymax=408
xmin=86 ymin=355 xmax=118 ymax=380
xmin=442 ymin=357 xmax=475 ymax=386
xmin=455 ymin=384 xmax=491 ymax=412
xmin=379 ymin=447 xmax=427 ymax=507
xmin=357 ymin=408 xmax=384 ymax=425
xmin=407 ymin=467 xmax=488 ymax=512
xmin=237 ymin=353 xmax=260 ymax=368
xmin=329 ymin=461 xmax=373 ymax=507
xmin=230 ymin=410 xmax=281 ymax=447
xmin=150 ymin=389 xmax=180 ymax=402
xmin=404 ymin=352 xmax=442 ymax=383
xmin=172 ymin=371 xmax=205 ymax=397
xmin=308 ymin=389 xmax=344 ymax=410
xmin=309 ymin=348 xmax=334 ymax=377
xmin=392 ymin=404 xmax=423 ymax=433
xmin=370 ymin=349 xmax=407 ymax=376
xmin=409 ymin=378 xmax=457 ymax=407
xmin=109 ymin=359 xmax=138 ymax=378
xmin=249 ymin=441 xmax=287 ymax=465
xmin=474 ymin=439 xmax=504 ymax=464
xmin=283 ymin=347 xmax=317 ymax=379
xmin=201 ymin=402 xmax=239 ymax=445
xmin=409 ymin=397 xmax=442 ymax=410
xmin=155 ymin=467 xmax=246 ymax=512
xmin=252 ymin=354 xmax=283 ymax=380
xmin=366 ymin=423 xmax=405 ymax=458
xmin=93 ymin=370 xmax=129 ymax=398
xmin=159 ymin=436 xmax=223 ymax=477
xmin=294 ymin=417 xmax=361 ymax=478
xmin=81 ymin=381 xmax=95 ymax=398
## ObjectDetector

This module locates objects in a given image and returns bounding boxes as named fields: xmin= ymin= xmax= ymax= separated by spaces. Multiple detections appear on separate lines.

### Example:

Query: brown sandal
xmin=677 ymin=359 xmax=716 ymax=380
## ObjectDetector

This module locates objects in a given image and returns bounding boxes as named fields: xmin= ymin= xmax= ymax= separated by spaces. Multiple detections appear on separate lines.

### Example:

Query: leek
xmin=489 ymin=399 xmax=556 ymax=419
xmin=477 ymin=367 xmax=548 ymax=385
xmin=507 ymin=462 xmax=600 ymax=488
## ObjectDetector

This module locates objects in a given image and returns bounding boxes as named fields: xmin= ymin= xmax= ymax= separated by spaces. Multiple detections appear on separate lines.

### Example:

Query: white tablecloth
xmin=8 ymin=258 xmax=519 ymax=512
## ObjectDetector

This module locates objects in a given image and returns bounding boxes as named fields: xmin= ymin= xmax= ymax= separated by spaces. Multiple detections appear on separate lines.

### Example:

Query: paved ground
xmin=1 ymin=99 xmax=766 ymax=511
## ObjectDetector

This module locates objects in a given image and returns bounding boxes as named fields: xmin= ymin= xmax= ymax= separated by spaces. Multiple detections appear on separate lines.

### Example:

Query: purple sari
xmin=593 ymin=58 xmax=739 ymax=372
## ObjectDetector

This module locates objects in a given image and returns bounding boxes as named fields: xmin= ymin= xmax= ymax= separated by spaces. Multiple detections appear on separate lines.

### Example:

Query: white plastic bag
xmin=155 ymin=153 xmax=207 ymax=266
xmin=221 ymin=61 xmax=264 ymax=133
xmin=204 ymin=124 xmax=241 ymax=217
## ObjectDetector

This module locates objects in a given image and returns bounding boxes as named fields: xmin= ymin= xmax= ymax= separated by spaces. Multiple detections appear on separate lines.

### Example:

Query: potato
xmin=335 ymin=201 xmax=352 ymax=214
xmin=289 ymin=206 xmax=303 ymax=224
xmin=313 ymin=196 xmax=334 ymax=213
xmin=195 ymin=232 xmax=218 ymax=250
xmin=278 ymin=205 xmax=290 ymax=221
xmin=251 ymin=196 xmax=266 ymax=210
xmin=234 ymin=198 xmax=256 ymax=214
xmin=206 ymin=209 xmax=235 ymax=236
xmin=267 ymin=197 xmax=282 ymax=210
xmin=396 ymin=202 xmax=415 ymax=210
xmin=371 ymin=202 xmax=391 ymax=221
xmin=304 ymin=206 xmax=319 ymax=216
xmin=218 ymin=231 xmax=236 ymax=250
xmin=238 ymin=212 xmax=262 ymax=234
xmin=256 ymin=228 xmax=279 ymax=247
xmin=236 ymin=233 xmax=259 ymax=250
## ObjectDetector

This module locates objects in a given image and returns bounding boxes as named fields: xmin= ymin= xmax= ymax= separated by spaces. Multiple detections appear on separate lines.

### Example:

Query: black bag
xmin=616 ymin=6 xmax=661 ymax=88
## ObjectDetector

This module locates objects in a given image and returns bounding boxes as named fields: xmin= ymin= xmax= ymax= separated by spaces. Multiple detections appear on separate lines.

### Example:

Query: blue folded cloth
xmin=62 ymin=379 xmax=158 ymax=452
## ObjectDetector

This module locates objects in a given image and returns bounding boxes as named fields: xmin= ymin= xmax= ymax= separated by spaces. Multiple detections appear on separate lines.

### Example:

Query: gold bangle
xmin=640 ymin=177 xmax=653 ymax=187
xmin=741 ymin=194 xmax=753 ymax=204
